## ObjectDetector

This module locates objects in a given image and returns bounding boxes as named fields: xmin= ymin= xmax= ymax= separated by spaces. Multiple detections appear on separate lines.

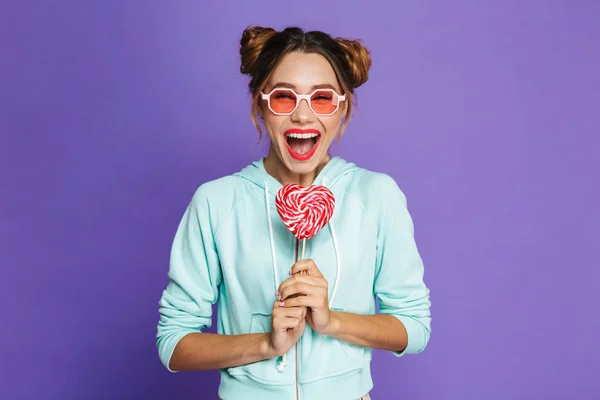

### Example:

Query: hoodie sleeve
xmin=156 ymin=188 xmax=222 ymax=372
xmin=373 ymin=174 xmax=431 ymax=356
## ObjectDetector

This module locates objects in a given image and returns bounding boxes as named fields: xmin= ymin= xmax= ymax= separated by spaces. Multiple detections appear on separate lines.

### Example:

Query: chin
xmin=276 ymin=145 xmax=324 ymax=174
xmin=284 ymin=158 xmax=322 ymax=175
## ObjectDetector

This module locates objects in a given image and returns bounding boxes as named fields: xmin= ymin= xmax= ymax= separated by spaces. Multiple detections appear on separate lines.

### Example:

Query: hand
xmin=268 ymin=300 xmax=306 ymax=357
xmin=277 ymin=259 xmax=333 ymax=335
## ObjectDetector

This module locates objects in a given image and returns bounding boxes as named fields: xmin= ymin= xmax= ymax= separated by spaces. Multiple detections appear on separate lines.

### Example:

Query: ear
xmin=336 ymin=127 xmax=346 ymax=143
xmin=341 ymin=98 xmax=348 ymax=118
xmin=257 ymin=102 xmax=265 ymax=119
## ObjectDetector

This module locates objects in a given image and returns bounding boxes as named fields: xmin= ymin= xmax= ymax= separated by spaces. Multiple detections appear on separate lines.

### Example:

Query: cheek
xmin=263 ymin=116 xmax=286 ymax=138
xmin=322 ymin=115 xmax=344 ymax=135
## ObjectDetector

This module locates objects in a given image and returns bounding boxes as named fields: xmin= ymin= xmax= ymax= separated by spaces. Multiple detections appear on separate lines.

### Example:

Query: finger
xmin=278 ymin=275 xmax=326 ymax=299
xmin=275 ymin=317 xmax=302 ymax=330
xmin=274 ymin=301 xmax=307 ymax=315
xmin=280 ymin=295 xmax=325 ymax=309
xmin=272 ymin=301 xmax=301 ymax=315
xmin=289 ymin=259 xmax=317 ymax=276
xmin=285 ymin=305 xmax=308 ymax=319
xmin=288 ymin=274 xmax=326 ymax=287
xmin=289 ymin=259 xmax=323 ymax=277
xmin=272 ymin=305 xmax=287 ymax=318
xmin=279 ymin=282 xmax=321 ymax=301
xmin=293 ymin=318 xmax=306 ymax=332
xmin=275 ymin=305 xmax=305 ymax=319
xmin=272 ymin=301 xmax=283 ymax=312
xmin=274 ymin=300 xmax=307 ymax=313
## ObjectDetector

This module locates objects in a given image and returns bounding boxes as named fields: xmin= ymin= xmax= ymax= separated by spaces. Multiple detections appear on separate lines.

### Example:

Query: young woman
xmin=156 ymin=26 xmax=432 ymax=400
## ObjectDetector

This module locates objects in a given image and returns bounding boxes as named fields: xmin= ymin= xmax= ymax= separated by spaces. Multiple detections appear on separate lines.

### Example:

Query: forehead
xmin=267 ymin=52 xmax=340 ymax=92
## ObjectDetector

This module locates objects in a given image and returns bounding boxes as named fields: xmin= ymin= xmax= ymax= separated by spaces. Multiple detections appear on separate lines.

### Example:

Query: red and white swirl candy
xmin=275 ymin=184 xmax=335 ymax=240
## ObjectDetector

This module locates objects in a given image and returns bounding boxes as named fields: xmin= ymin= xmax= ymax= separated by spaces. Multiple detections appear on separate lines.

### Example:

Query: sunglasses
xmin=260 ymin=88 xmax=346 ymax=116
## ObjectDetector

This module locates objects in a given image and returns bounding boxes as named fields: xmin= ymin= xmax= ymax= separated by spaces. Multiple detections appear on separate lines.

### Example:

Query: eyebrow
xmin=269 ymin=82 xmax=339 ymax=91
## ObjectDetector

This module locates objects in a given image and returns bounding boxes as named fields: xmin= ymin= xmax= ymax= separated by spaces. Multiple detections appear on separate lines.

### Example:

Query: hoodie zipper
xmin=294 ymin=239 xmax=300 ymax=400
xmin=295 ymin=342 xmax=299 ymax=400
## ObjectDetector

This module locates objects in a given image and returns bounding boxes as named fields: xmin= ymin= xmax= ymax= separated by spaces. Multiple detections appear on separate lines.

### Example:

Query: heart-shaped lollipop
xmin=274 ymin=183 xmax=335 ymax=372
xmin=275 ymin=183 xmax=335 ymax=241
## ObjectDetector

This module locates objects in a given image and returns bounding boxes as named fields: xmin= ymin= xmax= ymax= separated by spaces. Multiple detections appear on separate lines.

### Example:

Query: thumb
xmin=296 ymin=317 xmax=306 ymax=331
xmin=301 ymin=306 xmax=308 ymax=319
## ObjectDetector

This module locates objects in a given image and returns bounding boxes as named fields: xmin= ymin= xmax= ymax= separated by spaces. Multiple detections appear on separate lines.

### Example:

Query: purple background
xmin=2 ymin=1 xmax=599 ymax=399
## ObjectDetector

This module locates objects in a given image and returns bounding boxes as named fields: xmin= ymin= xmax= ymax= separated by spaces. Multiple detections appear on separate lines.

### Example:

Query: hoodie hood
xmin=233 ymin=156 xmax=359 ymax=194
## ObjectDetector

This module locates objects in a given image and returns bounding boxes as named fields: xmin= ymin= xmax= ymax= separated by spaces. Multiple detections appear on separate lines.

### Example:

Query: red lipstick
xmin=283 ymin=129 xmax=321 ymax=161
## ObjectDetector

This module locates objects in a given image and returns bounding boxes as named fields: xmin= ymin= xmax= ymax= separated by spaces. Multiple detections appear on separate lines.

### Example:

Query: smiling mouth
xmin=284 ymin=132 xmax=321 ymax=161
xmin=286 ymin=132 xmax=319 ymax=153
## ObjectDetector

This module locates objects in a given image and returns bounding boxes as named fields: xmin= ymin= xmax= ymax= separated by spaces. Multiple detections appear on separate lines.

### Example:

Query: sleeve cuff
xmin=158 ymin=331 xmax=196 ymax=372
xmin=391 ymin=315 xmax=429 ymax=357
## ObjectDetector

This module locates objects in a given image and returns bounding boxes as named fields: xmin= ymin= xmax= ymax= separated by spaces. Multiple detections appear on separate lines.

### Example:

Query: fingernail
xmin=288 ymin=268 xmax=292 ymax=275
xmin=279 ymin=302 xmax=285 ymax=307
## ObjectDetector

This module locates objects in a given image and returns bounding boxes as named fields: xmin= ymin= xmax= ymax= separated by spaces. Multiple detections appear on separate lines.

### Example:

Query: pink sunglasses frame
xmin=260 ymin=88 xmax=346 ymax=116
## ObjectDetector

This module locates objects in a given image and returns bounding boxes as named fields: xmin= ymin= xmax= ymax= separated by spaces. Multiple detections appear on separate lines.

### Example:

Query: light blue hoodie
xmin=156 ymin=156 xmax=431 ymax=400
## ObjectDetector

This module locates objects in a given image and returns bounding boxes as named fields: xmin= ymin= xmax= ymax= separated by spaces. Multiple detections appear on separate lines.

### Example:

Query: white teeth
xmin=285 ymin=133 xmax=319 ymax=139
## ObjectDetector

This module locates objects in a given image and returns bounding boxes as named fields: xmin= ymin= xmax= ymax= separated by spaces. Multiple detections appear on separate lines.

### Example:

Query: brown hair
xmin=239 ymin=26 xmax=371 ymax=140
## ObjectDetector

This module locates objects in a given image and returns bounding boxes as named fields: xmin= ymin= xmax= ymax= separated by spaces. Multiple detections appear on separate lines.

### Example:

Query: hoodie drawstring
xmin=264 ymin=181 xmax=288 ymax=371
xmin=323 ymin=176 xmax=341 ymax=308
xmin=264 ymin=178 xmax=341 ymax=373
xmin=264 ymin=181 xmax=280 ymax=296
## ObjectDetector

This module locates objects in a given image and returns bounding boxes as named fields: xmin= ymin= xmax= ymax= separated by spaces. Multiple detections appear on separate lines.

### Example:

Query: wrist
xmin=322 ymin=311 xmax=341 ymax=337
xmin=259 ymin=333 xmax=278 ymax=359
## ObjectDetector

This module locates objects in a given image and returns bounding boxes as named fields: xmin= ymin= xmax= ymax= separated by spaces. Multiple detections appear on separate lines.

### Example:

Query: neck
xmin=264 ymin=146 xmax=331 ymax=187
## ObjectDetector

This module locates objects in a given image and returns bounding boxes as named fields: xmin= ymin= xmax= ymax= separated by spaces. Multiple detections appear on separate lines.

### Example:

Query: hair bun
xmin=240 ymin=26 xmax=278 ymax=76
xmin=336 ymin=38 xmax=371 ymax=89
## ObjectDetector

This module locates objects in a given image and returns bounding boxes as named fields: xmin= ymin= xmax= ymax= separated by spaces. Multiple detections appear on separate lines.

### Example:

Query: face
xmin=260 ymin=51 xmax=347 ymax=176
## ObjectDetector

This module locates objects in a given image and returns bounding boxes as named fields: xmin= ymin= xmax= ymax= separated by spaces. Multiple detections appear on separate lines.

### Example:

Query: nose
xmin=290 ymin=98 xmax=315 ymax=124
